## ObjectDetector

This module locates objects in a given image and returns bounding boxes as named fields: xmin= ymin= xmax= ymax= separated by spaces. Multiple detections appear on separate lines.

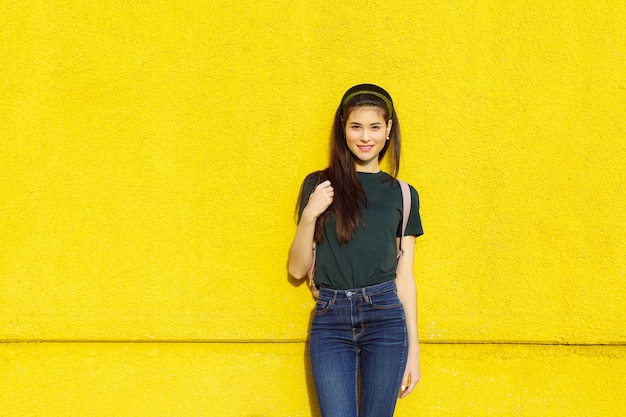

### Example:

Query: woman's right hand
xmin=287 ymin=180 xmax=334 ymax=280
xmin=303 ymin=180 xmax=334 ymax=220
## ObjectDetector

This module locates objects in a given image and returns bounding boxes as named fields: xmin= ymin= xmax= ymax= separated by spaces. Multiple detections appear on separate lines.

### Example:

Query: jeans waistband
xmin=317 ymin=280 xmax=396 ymax=300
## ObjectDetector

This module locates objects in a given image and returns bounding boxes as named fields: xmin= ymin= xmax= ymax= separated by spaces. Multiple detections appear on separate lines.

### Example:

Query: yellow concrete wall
xmin=1 ymin=0 xmax=624 ymax=415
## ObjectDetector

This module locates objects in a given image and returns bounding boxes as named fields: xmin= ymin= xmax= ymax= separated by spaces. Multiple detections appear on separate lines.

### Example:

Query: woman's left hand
xmin=399 ymin=351 xmax=421 ymax=399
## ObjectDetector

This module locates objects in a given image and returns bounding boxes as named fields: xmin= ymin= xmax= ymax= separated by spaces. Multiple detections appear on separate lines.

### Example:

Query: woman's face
xmin=344 ymin=106 xmax=392 ymax=172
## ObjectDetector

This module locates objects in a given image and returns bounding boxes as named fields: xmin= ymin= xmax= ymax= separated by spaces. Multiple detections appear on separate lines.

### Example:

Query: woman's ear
xmin=386 ymin=119 xmax=393 ymax=138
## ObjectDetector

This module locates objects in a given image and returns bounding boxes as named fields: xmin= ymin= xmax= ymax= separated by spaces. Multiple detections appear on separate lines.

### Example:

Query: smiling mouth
xmin=357 ymin=145 xmax=374 ymax=151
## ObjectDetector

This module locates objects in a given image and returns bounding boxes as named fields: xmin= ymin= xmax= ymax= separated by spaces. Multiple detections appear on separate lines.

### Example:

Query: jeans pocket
xmin=314 ymin=296 xmax=332 ymax=315
xmin=366 ymin=289 xmax=402 ymax=310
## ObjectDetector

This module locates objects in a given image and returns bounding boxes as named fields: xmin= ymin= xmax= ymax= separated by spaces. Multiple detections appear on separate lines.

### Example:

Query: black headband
xmin=341 ymin=84 xmax=394 ymax=118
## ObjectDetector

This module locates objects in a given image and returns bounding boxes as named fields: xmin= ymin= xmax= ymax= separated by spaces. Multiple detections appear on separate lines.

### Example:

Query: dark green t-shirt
xmin=299 ymin=171 xmax=423 ymax=290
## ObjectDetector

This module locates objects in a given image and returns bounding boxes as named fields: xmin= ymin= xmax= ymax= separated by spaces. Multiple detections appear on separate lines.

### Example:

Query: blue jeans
xmin=309 ymin=280 xmax=408 ymax=417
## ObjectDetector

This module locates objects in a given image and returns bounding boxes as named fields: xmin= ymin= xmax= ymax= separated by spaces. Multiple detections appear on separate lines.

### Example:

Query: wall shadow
xmin=303 ymin=309 xmax=321 ymax=417
xmin=287 ymin=274 xmax=321 ymax=417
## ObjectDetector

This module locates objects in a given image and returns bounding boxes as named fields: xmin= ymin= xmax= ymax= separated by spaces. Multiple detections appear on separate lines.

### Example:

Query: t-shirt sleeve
xmin=297 ymin=174 xmax=319 ymax=221
xmin=406 ymin=185 xmax=424 ymax=237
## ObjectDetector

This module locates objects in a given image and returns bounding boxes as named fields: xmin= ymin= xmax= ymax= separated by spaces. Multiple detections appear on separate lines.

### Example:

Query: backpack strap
xmin=397 ymin=179 xmax=411 ymax=260
xmin=307 ymin=243 xmax=316 ymax=280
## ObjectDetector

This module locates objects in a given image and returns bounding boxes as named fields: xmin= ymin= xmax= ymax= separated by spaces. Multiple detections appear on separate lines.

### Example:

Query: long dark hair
xmin=299 ymin=85 xmax=402 ymax=244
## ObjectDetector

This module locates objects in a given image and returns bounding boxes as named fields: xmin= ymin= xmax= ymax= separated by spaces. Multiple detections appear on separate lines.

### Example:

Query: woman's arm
xmin=395 ymin=235 xmax=421 ymax=398
xmin=288 ymin=180 xmax=334 ymax=279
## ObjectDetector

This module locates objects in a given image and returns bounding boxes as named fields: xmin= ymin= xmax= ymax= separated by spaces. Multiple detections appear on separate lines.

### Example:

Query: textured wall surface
xmin=1 ymin=0 xmax=624 ymax=416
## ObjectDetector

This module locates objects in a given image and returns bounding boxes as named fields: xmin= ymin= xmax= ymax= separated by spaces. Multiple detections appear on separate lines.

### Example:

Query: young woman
xmin=288 ymin=84 xmax=424 ymax=417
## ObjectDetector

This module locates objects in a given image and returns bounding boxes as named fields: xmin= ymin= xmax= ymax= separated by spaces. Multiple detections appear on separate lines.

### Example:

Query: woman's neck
xmin=354 ymin=161 xmax=381 ymax=173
